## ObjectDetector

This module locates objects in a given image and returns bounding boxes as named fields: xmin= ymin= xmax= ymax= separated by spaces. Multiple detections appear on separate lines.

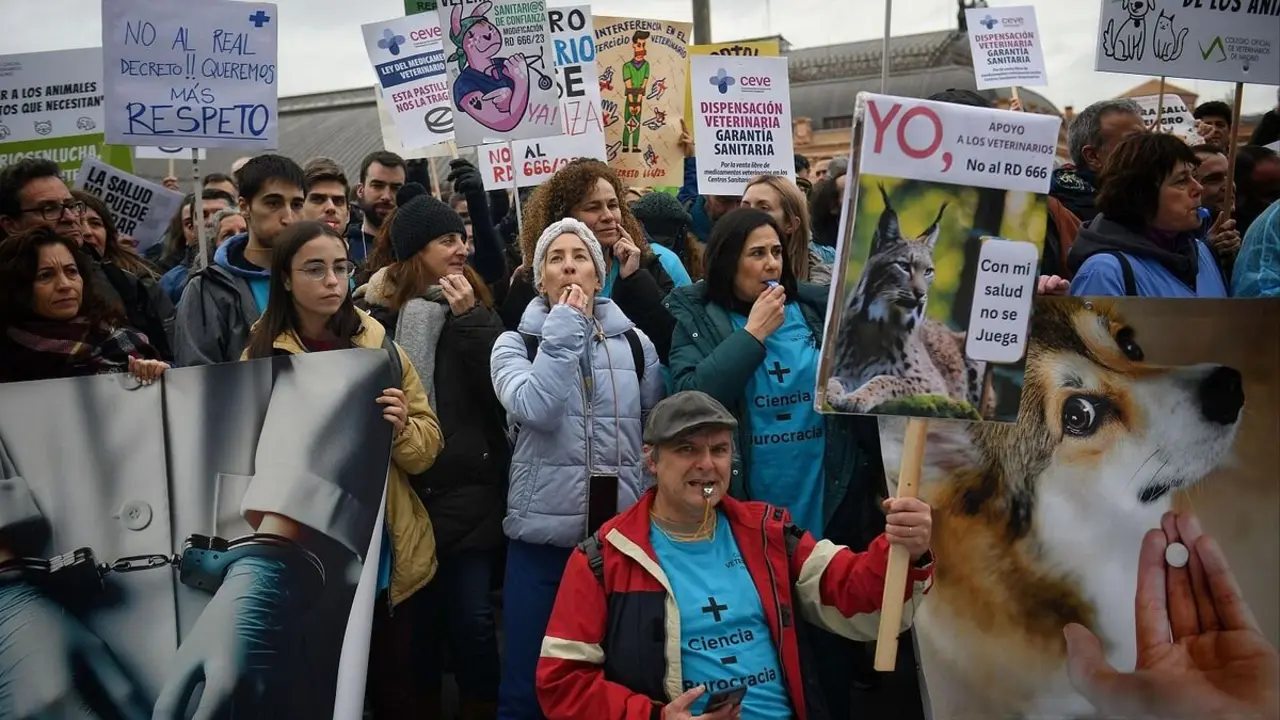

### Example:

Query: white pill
xmin=1165 ymin=542 xmax=1190 ymax=568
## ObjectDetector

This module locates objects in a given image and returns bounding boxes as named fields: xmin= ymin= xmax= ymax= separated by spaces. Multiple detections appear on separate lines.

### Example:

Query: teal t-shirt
xmin=650 ymin=512 xmax=793 ymax=718
xmin=730 ymin=303 xmax=827 ymax=538
xmin=248 ymin=276 xmax=270 ymax=314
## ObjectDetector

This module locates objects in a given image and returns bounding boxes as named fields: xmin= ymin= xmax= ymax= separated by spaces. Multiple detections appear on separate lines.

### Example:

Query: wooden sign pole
xmin=873 ymin=417 xmax=928 ymax=672
xmin=1223 ymin=81 xmax=1245 ymax=213
xmin=1155 ymin=76 xmax=1168 ymax=129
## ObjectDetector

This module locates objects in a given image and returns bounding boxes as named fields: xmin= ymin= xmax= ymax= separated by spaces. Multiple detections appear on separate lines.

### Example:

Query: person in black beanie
xmin=631 ymin=191 xmax=702 ymax=281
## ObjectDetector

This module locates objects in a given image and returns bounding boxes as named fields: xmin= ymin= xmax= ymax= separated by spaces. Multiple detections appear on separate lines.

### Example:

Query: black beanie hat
xmin=390 ymin=194 xmax=467 ymax=262
xmin=396 ymin=182 xmax=428 ymax=206
xmin=632 ymin=191 xmax=692 ymax=242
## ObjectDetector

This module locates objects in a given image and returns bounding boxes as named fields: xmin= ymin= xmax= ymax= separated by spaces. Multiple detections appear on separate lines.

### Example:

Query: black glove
xmin=447 ymin=159 xmax=485 ymax=195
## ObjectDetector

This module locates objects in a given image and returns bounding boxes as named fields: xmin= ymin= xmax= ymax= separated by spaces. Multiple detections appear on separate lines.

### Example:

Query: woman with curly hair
xmin=72 ymin=189 xmax=161 ymax=281
xmin=500 ymin=159 xmax=684 ymax=362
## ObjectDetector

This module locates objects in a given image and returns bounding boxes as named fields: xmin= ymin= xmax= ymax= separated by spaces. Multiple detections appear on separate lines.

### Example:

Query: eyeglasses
xmin=294 ymin=261 xmax=357 ymax=281
xmin=21 ymin=201 xmax=87 ymax=222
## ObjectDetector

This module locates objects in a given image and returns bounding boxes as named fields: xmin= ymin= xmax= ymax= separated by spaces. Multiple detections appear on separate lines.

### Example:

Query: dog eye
xmin=1063 ymin=396 xmax=1102 ymax=436
xmin=1115 ymin=328 xmax=1144 ymax=361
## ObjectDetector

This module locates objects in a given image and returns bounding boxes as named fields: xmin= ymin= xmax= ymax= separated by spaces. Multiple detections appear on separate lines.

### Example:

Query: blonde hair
xmin=745 ymin=175 xmax=812 ymax=281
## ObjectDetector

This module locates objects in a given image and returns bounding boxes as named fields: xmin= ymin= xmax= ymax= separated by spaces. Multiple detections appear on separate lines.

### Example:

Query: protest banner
xmin=1094 ymin=0 xmax=1280 ymax=85
xmin=689 ymin=55 xmax=793 ymax=195
xmin=0 ymin=48 xmax=133 ymax=178
xmin=362 ymin=13 xmax=455 ymax=151
xmin=881 ymin=296 xmax=1280 ymax=719
xmin=101 ymin=0 xmax=280 ymax=149
xmin=964 ymin=5 xmax=1048 ymax=90
xmin=435 ymin=0 xmax=561 ymax=146
xmin=405 ymin=0 xmax=438 ymax=14
xmin=73 ymin=156 xmax=184 ymax=252
xmin=594 ymin=16 xmax=691 ymax=186
xmin=134 ymin=145 xmax=209 ymax=160
xmin=1133 ymin=92 xmax=1198 ymax=143
xmin=374 ymin=88 xmax=458 ymax=159
xmin=0 ymin=349 xmax=394 ymax=718
xmin=685 ymin=39 xmax=780 ymax=129
xmin=477 ymin=140 xmax=513 ymax=187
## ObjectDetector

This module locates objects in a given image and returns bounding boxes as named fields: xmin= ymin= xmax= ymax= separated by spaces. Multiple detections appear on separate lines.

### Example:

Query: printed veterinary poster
xmin=375 ymin=87 xmax=458 ymax=159
xmin=964 ymin=5 xmax=1049 ymax=90
xmin=1133 ymin=92 xmax=1199 ymax=144
xmin=101 ymin=0 xmax=280 ymax=149
xmin=0 ymin=350 xmax=394 ymax=719
xmin=883 ymin=297 xmax=1280 ymax=719
xmin=74 ymin=156 xmax=185 ymax=253
xmin=436 ymin=0 xmax=561 ymax=147
xmin=1095 ymin=0 xmax=1280 ymax=85
xmin=690 ymin=55 xmax=793 ymax=195
xmin=362 ymin=13 xmax=456 ymax=150
xmin=816 ymin=93 xmax=1061 ymax=422
xmin=594 ymin=15 xmax=692 ymax=186
xmin=685 ymin=38 xmax=781 ymax=130
xmin=0 ymin=48 xmax=134 ymax=178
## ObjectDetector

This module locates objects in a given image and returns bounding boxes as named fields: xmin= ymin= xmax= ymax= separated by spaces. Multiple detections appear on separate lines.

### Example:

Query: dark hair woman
xmin=73 ymin=190 xmax=162 ymax=281
xmin=1069 ymin=132 xmax=1229 ymax=298
xmin=354 ymin=193 xmax=508 ymax=718
xmin=0 ymin=226 xmax=167 ymax=383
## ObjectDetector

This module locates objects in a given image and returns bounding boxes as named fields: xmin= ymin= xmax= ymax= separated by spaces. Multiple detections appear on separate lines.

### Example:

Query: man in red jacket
xmin=536 ymin=391 xmax=934 ymax=720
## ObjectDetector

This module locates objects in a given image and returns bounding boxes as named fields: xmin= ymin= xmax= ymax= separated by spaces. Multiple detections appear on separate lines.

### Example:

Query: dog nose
xmin=1198 ymin=366 xmax=1244 ymax=425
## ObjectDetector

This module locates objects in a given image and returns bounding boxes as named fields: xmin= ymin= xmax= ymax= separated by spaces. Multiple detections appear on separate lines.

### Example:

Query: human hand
xmin=441 ymin=273 xmax=478 ymax=315
xmin=744 ymin=284 xmax=786 ymax=342
xmin=883 ymin=497 xmax=933 ymax=562
xmin=129 ymin=356 xmax=169 ymax=385
xmin=118 ymin=234 xmax=139 ymax=252
xmin=162 ymin=175 xmax=180 ymax=191
xmin=1208 ymin=212 xmax=1242 ymax=258
xmin=1037 ymin=275 xmax=1071 ymax=296
xmin=679 ymin=118 xmax=695 ymax=158
xmin=1064 ymin=512 xmax=1280 ymax=719
xmin=377 ymin=388 xmax=408 ymax=434
xmin=1009 ymin=97 xmax=1023 ymax=112
xmin=447 ymin=159 xmax=485 ymax=195
xmin=614 ymin=235 xmax=642 ymax=278
xmin=661 ymin=685 xmax=742 ymax=720
xmin=558 ymin=284 xmax=589 ymax=313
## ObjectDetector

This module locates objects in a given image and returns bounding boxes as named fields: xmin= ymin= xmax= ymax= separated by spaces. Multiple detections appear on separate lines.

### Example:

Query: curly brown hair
xmin=1096 ymin=132 xmax=1200 ymax=231
xmin=518 ymin=158 xmax=648 ymax=267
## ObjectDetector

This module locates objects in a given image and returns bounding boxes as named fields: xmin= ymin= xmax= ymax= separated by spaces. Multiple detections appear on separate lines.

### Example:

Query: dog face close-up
xmin=1123 ymin=0 xmax=1154 ymax=18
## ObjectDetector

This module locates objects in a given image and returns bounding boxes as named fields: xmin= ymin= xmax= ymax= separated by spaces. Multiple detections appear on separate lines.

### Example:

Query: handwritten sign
xmin=436 ymin=0 xmax=561 ymax=146
xmin=363 ymin=13 xmax=455 ymax=150
xmin=74 ymin=156 xmax=184 ymax=251
xmin=964 ymin=5 xmax=1048 ymax=90
xmin=1094 ymin=0 xmax=1279 ymax=85
xmin=477 ymin=141 xmax=514 ymax=187
xmin=965 ymin=238 xmax=1039 ymax=363
xmin=102 ymin=0 xmax=279 ymax=149
xmin=134 ymin=145 xmax=208 ymax=160
xmin=858 ymin=93 xmax=1061 ymax=194
xmin=1133 ymin=93 xmax=1199 ymax=144
xmin=690 ymin=55 xmax=793 ymax=195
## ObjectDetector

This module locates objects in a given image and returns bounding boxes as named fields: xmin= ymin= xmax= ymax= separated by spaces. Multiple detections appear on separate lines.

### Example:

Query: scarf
xmin=394 ymin=286 xmax=450 ymax=413
xmin=2 ymin=318 xmax=157 ymax=382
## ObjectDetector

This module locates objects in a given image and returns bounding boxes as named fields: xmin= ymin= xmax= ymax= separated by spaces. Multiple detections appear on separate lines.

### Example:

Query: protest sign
xmin=477 ymin=140 xmax=514 ymax=187
xmin=0 ymin=48 xmax=133 ymax=178
xmin=883 ymin=296 xmax=1280 ymax=719
xmin=1133 ymin=93 xmax=1198 ymax=143
xmin=594 ymin=16 xmax=691 ymax=186
xmin=816 ymin=93 xmax=1061 ymax=422
xmin=405 ymin=0 xmax=438 ymax=14
xmin=964 ymin=5 xmax=1048 ymax=89
xmin=435 ymin=0 xmax=561 ymax=146
xmin=363 ymin=13 xmax=455 ymax=151
xmin=1095 ymin=0 xmax=1280 ymax=85
xmin=134 ymin=145 xmax=209 ymax=160
xmin=74 ymin=156 xmax=185 ymax=252
xmin=374 ymin=87 xmax=457 ymax=159
xmin=101 ymin=0 xmax=280 ymax=149
xmin=686 ymin=39 xmax=780 ymax=129
xmin=689 ymin=55 xmax=793 ymax=195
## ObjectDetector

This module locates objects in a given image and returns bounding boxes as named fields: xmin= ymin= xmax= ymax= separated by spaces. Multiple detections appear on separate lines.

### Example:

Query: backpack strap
xmin=380 ymin=335 xmax=403 ymax=389
xmin=622 ymin=328 xmax=645 ymax=383
xmin=577 ymin=532 xmax=607 ymax=585
xmin=1102 ymin=250 xmax=1138 ymax=296
xmin=522 ymin=332 xmax=539 ymax=363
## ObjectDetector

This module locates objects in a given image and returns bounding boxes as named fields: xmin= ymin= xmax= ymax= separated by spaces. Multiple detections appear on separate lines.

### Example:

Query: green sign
xmin=404 ymin=0 xmax=437 ymax=14
xmin=0 ymin=134 xmax=134 ymax=182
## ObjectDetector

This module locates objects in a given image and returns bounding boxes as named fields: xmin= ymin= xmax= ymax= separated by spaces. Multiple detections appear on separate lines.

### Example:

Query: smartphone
xmin=586 ymin=474 xmax=619 ymax=536
xmin=704 ymin=687 xmax=746 ymax=712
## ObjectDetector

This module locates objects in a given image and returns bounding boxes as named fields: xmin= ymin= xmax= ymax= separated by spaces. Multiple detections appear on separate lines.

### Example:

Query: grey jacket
xmin=173 ymin=263 xmax=260 ymax=367
xmin=490 ymin=298 xmax=664 ymax=547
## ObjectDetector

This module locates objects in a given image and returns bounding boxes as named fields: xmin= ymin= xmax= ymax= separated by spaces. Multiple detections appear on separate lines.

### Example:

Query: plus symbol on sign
xmin=701 ymin=596 xmax=728 ymax=623
xmin=248 ymin=10 xmax=272 ymax=27
xmin=767 ymin=361 xmax=791 ymax=383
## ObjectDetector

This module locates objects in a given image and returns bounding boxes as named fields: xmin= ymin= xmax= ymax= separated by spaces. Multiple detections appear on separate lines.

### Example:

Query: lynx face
xmin=852 ymin=185 xmax=946 ymax=330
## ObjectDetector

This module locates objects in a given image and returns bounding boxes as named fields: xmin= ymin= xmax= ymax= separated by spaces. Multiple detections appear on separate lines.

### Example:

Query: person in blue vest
xmin=1068 ymin=132 xmax=1229 ymax=298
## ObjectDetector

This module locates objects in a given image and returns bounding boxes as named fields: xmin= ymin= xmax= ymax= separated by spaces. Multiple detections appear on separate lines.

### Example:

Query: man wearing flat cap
xmin=535 ymin=391 xmax=934 ymax=720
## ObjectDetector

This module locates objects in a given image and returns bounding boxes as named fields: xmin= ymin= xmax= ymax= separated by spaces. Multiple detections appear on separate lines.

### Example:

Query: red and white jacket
xmin=536 ymin=489 xmax=933 ymax=720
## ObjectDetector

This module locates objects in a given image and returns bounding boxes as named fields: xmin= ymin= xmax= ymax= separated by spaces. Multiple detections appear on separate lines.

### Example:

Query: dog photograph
xmin=877 ymin=296 xmax=1280 ymax=719
xmin=817 ymin=173 xmax=1048 ymax=422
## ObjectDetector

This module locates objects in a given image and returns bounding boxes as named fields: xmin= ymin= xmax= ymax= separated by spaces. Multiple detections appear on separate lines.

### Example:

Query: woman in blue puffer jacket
xmin=489 ymin=217 xmax=665 ymax=720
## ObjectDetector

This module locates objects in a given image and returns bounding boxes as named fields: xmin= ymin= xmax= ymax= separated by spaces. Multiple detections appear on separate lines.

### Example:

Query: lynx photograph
xmin=818 ymin=175 xmax=1047 ymax=422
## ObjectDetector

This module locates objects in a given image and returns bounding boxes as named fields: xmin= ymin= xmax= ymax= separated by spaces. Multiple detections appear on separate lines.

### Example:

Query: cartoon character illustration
xmin=33 ymin=120 xmax=52 ymax=136
xmin=601 ymin=99 xmax=620 ymax=128
xmin=1151 ymin=10 xmax=1188 ymax=61
xmin=1102 ymin=0 xmax=1154 ymax=62
xmin=645 ymin=77 xmax=668 ymax=102
xmin=447 ymin=1 xmax=533 ymax=133
xmin=76 ymin=116 xmax=96 ymax=131
xmin=0 ymin=125 xmax=9 ymax=140
xmin=599 ymin=66 xmax=615 ymax=93
xmin=641 ymin=144 xmax=658 ymax=168
xmin=606 ymin=140 xmax=623 ymax=162
xmin=642 ymin=108 xmax=666 ymax=132
xmin=622 ymin=30 xmax=651 ymax=153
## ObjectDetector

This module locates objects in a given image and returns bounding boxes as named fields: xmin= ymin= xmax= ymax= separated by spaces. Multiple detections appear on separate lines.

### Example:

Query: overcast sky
xmin=4 ymin=0 xmax=1276 ymax=116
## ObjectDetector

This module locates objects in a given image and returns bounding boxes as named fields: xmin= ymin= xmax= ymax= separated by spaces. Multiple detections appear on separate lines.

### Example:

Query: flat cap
xmin=643 ymin=391 xmax=737 ymax=445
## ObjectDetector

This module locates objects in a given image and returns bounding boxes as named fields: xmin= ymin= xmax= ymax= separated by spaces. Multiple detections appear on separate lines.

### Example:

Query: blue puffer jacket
xmin=490 ymin=297 xmax=665 ymax=547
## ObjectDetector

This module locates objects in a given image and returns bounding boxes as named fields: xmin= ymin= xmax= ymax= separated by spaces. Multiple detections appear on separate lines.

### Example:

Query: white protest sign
xmin=964 ymin=5 xmax=1049 ymax=89
xmin=858 ymin=92 xmax=1061 ymax=194
xmin=0 ymin=48 xmax=104 ymax=146
xmin=362 ymin=13 xmax=455 ymax=151
xmin=102 ymin=0 xmax=280 ymax=149
xmin=1133 ymin=93 xmax=1198 ymax=144
xmin=74 ymin=156 xmax=185 ymax=252
xmin=134 ymin=146 xmax=208 ymax=160
xmin=436 ymin=0 xmax=562 ymax=146
xmin=477 ymin=141 xmax=515 ymax=188
xmin=965 ymin=237 xmax=1039 ymax=363
xmin=690 ymin=55 xmax=793 ymax=195
xmin=1095 ymin=0 xmax=1279 ymax=85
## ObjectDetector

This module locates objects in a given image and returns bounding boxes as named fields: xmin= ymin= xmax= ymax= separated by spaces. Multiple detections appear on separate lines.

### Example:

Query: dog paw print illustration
xmin=601 ymin=99 xmax=619 ymax=128
xmin=1152 ymin=10 xmax=1188 ymax=61
xmin=378 ymin=28 xmax=407 ymax=56
xmin=642 ymin=108 xmax=666 ymax=131
xmin=76 ymin=116 xmax=96 ymax=131
xmin=709 ymin=68 xmax=736 ymax=95
xmin=1102 ymin=0 xmax=1152 ymax=62
xmin=645 ymin=77 xmax=668 ymax=101
xmin=0 ymin=125 xmax=9 ymax=141
xmin=33 ymin=120 xmax=52 ymax=136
